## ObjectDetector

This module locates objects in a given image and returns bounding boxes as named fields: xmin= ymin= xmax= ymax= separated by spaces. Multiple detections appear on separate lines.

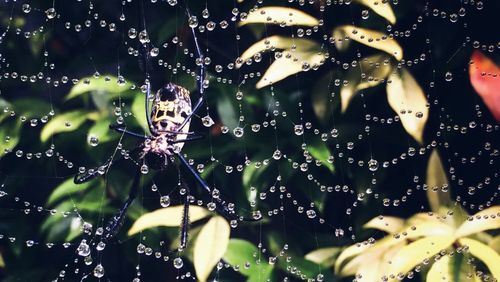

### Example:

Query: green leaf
xmin=128 ymin=205 xmax=211 ymax=236
xmin=65 ymin=75 xmax=133 ymax=101
xmin=47 ymin=178 xmax=96 ymax=206
xmin=194 ymin=216 xmax=231 ymax=282
xmin=307 ymin=143 xmax=334 ymax=172
xmin=131 ymin=93 xmax=149 ymax=132
xmin=40 ymin=111 xmax=94 ymax=142
xmin=11 ymin=98 xmax=52 ymax=117
xmin=459 ymin=238 xmax=500 ymax=280
xmin=0 ymin=120 xmax=21 ymax=157
xmin=223 ymin=240 xmax=276 ymax=281
xmin=223 ymin=239 xmax=261 ymax=277
xmin=87 ymin=119 xmax=113 ymax=146
xmin=239 ymin=6 xmax=319 ymax=27
xmin=455 ymin=206 xmax=500 ymax=238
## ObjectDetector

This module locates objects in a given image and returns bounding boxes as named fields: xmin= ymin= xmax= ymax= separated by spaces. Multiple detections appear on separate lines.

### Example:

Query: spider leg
xmin=170 ymin=134 xmax=204 ymax=144
xmin=102 ymin=168 xmax=142 ymax=242
xmin=109 ymin=124 xmax=148 ymax=139
xmin=179 ymin=181 xmax=190 ymax=250
xmin=175 ymin=152 xmax=238 ymax=221
xmin=177 ymin=8 xmax=207 ymax=132
xmin=74 ymin=156 xmax=115 ymax=184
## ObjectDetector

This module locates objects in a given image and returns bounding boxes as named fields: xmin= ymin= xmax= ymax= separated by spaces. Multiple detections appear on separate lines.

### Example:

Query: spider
xmin=74 ymin=9 xmax=251 ymax=250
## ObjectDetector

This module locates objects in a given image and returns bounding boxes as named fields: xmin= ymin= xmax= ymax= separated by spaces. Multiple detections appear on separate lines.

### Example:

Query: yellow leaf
xmin=335 ymin=242 xmax=371 ymax=274
xmin=459 ymin=238 xmax=500 ymax=280
xmin=426 ymin=150 xmax=451 ymax=212
xmin=304 ymin=247 xmax=340 ymax=266
xmin=346 ymin=252 xmax=382 ymax=280
xmin=127 ymin=205 xmax=211 ymax=236
xmin=489 ymin=235 xmax=500 ymax=253
xmin=256 ymin=50 xmax=325 ymax=88
xmin=355 ymin=0 xmax=396 ymax=24
xmin=333 ymin=25 xmax=403 ymax=60
xmin=426 ymin=255 xmax=451 ymax=282
xmin=386 ymin=68 xmax=428 ymax=144
xmin=336 ymin=236 xmax=400 ymax=274
xmin=387 ymin=236 xmax=454 ymax=278
xmin=239 ymin=7 xmax=319 ymax=27
xmin=363 ymin=215 xmax=404 ymax=234
xmin=340 ymin=54 xmax=393 ymax=112
xmin=400 ymin=221 xmax=454 ymax=240
xmin=455 ymin=206 xmax=500 ymax=238
xmin=237 ymin=36 xmax=325 ymax=88
xmin=239 ymin=35 xmax=319 ymax=64
xmin=194 ymin=216 xmax=231 ymax=282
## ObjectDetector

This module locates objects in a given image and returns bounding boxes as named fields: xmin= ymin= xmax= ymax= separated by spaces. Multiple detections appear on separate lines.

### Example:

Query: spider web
xmin=0 ymin=0 xmax=498 ymax=281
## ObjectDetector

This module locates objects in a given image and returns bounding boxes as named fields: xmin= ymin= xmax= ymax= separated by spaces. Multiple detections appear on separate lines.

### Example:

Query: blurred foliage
xmin=0 ymin=0 xmax=499 ymax=281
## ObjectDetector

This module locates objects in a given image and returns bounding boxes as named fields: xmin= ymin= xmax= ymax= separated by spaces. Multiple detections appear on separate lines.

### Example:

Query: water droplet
xmin=233 ymin=127 xmax=244 ymax=137
xmin=445 ymin=71 xmax=453 ymax=81
xmin=173 ymin=257 xmax=183 ymax=269
xmin=138 ymin=30 xmax=150 ymax=44
xmin=188 ymin=16 xmax=198 ymax=28
xmin=22 ymin=4 xmax=31 ymax=13
xmin=167 ymin=0 xmax=178 ymax=6
xmin=160 ymin=196 xmax=170 ymax=207
xmin=368 ymin=159 xmax=379 ymax=171
xmin=201 ymin=115 xmax=214 ymax=127
xmin=140 ymin=164 xmax=149 ymax=174
xmin=294 ymin=125 xmax=304 ymax=135
xmin=306 ymin=210 xmax=317 ymax=218
xmin=128 ymin=28 xmax=137 ymax=39
xmin=77 ymin=240 xmax=91 ymax=256
xmin=89 ymin=136 xmax=99 ymax=147
xmin=45 ymin=8 xmax=56 ymax=19
xmin=93 ymin=264 xmax=105 ymax=278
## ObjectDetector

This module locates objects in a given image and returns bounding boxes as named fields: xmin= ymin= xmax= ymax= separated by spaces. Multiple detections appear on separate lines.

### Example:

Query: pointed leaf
xmin=426 ymin=149 xmax=451 ymax=212
xmin=128 ymin=205 xmax=211 ymax=236
xmin=455 ymin=206 xmax=500 ymax=238
xmin=240 ymin=7 xmax=319 ymax=27
xmin=65 ymin=75 xmax=133 ymax=101
xmin=469 ymin=50 xmax=500 ymax=122
xmin=0 ymin=120 xmax=21 ymax=157
xmin=40 ymin=111 xmax=93 ymax=142
xmin=194 ymin=216 xmax=231 ymax=282
xmin=256 ymin=50 xmax=325 ymax=88
xmin=387 ymin=236 xmax=454 ymax=278
xmin=131 ymin=93 xmax=149 ymax=132
xmin=333 ymin=25 xmax=403 ymax=60
xmin=386 ymin=68 xmax=428 ymax=144
xmin=363 ymin=216 xmax=404 ymax=234
xmin=340 ymin=54 xmax=393 ymax=112
xmin=459 ymin=238 xmax=500 ymax=279
xmin=223 ymin=239 xmax=267 ymax=277
xmin=239 ymin=36 xmax=319 ymax=64
xmin=87 ymin=119 xmax=113 ymax=146
xmin=47 ymin=178 xmax=96 ymax=206
xmin=307 ymin=142 xmax=334 ymax=172
xmin=426 ymin=255 xmax=451 ymax=282
xmin=304 ymin=247 xmax=341 ymax=266
xmin=355 ymin=0 xmax=396 ymax=24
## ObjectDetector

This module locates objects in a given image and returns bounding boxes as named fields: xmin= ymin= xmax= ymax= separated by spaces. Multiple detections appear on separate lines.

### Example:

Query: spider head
xmin=157 ymin=83 xmax=178 ymax=102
